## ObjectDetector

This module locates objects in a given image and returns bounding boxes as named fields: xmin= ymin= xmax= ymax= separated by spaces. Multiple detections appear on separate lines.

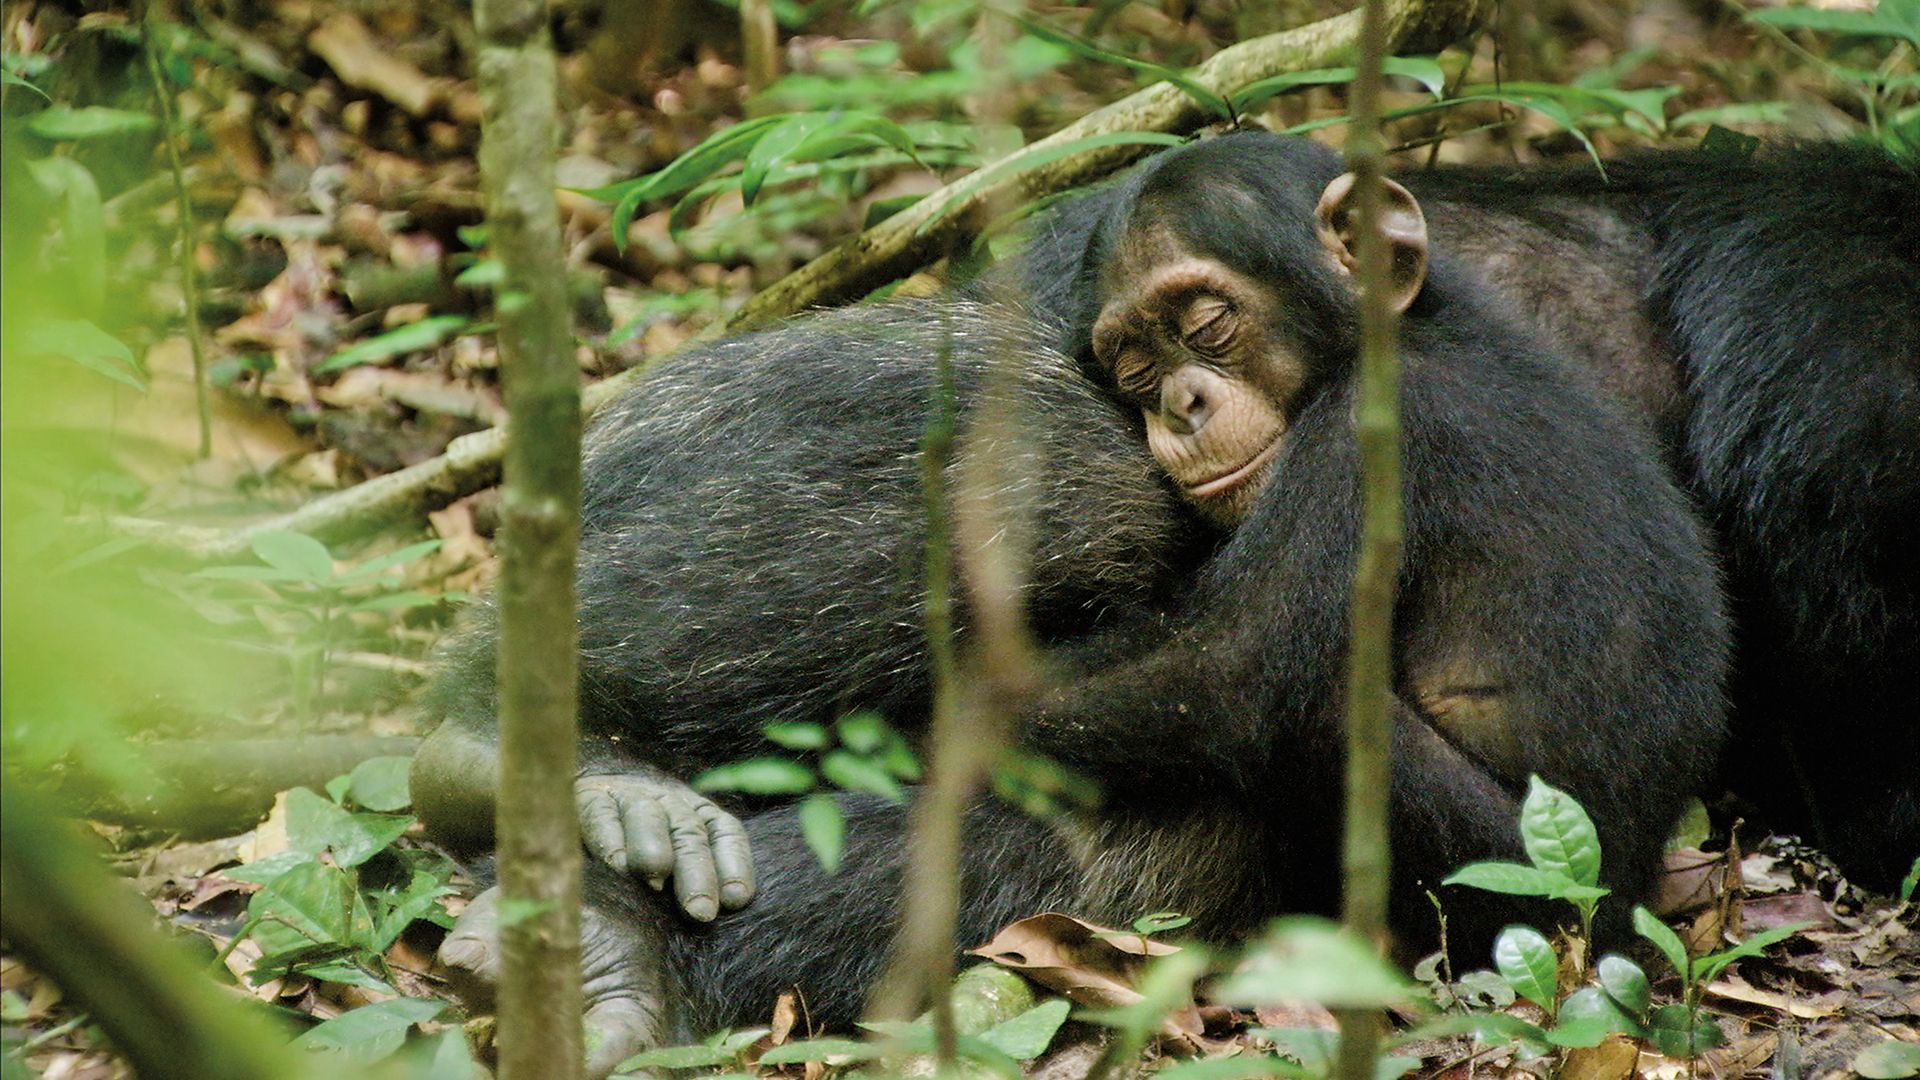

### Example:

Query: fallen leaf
xmin=1656 ymin=846 xmax=1729 ymax=915
xmin=1559 ymin=1033 xmax=1639 ymax=1080
xmin=308 ymin=14 xmax=439 ymax=116
xmin=1739 ymin=891 xmax=1835 ymax=933
xmin=1705 ymin=975 xmax=1843 ymax=1019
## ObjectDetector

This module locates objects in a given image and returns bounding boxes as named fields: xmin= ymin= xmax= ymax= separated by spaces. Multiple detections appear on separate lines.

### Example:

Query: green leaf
xmin=835 ymin=711 xmax=888 ymax=754
xmin=798 ymin=793 xmax=845 ymax=873
xmin=452 ymin=259 xmax=503 ymax=288
xmin=820 ymin=750 xmax=906 ymax=802
xmin=756 ymin=1037 xmax=878 ymax=1065
xmin=1669 ymin=102 xmax=1794 ymax=131
xmin=1398 ymin=1012 xmax=1550 ymax=1057
xmin=191 ymin=565 xmax=313 ymax=584
xmin=1213 ymin=917 xmax=1415 ymax=1008
xmin=1151 ymin=1054 xmax=1307 ymax=1080
xmin=326 ymin=774 xmax=352 ymax=803
xmin=1016 ymin=18 xmax=1231 ymax=120
xmin=316 ymin=314 xmax=468 ymax=374
xmin=1690 ymin=921 xmax=1811 ymax=983
xmin=27 ymin=105 xmax=157 ymax=141
xmin=763 ymin=721 xmax=828 ymax=751
xmin=1645 ymin=1003 xmax=1725 ymax=1059
xmin=222 ymin=850 xmax=311 ymax=884
xmin=291 ymin=997 xmax=446 ymax=1065
xmin=348 ymin=756 xmax=413 ymax=812
xmin=335 ymin=540 xmax=445 ymax=583
xmin=975 ymin=999 xmax=1070 ymax=1060
xmin=285 ymin=787 xmax=414 ymax=868
xmin=11 ymin=318 xmax=144 ymax=389
xmin=1492 ymin=925 xmax=1559 ymax=1015
xmin=1443 ymin=861 xmax=1572 ymax=897
xmin=1231 ymin=55 xmax=1447 ymax=111
xmin=1632 ymin=905 xmax=1691 ymax=980
xmin=369 ymin=868 xmax=456 ymax=951
xmin=585 ymin=115 xmax=788 ymax=244
xmin=1749 ymin=6 xmax=1920 ymax=47
xmin=1855 ymin=1039 xmax=1920 ymax=1079
xmin=917 ymin=131 xmax=1186 ymax=237
xmin=692 ymin=757 xmax=815 ymax=795
xmin=615 ymin=1043 xmax=731 ymax=1069
xmin=1547 ymin=987 xmax=1642 ymax=1046
xmin=1131 ymin=912 xmax=1192 ymax=935
xmin=740 ymin=113 xmax=835 ymax=205
xmin=351 ymin=591 xmax=444 ymax=612
xmin=249 ymin=531 xmax=336 ymax=583
xmin=1595 ymin=953 xmax=1650 ymax=1015
xmin=247 ymin=860 xmax=354 ymax=955
xmin=1519 ymin=776 xmax=1603 ymax=886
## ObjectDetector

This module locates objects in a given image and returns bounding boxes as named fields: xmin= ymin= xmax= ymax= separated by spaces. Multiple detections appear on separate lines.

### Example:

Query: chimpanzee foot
xmin=439 ymin=886 xmax=674 ymax=1080
xmin=576 ymin=769 xmax=755 ymax=921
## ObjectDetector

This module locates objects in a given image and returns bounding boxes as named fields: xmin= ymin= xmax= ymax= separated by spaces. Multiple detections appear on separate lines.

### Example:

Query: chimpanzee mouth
xmin=1187 ymin=436 xmax=1283 ymax=500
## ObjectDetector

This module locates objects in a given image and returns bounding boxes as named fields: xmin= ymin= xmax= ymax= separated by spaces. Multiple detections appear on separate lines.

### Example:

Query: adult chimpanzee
xmin=1004 ymin=132 xmax=1920 ymax=891
xmin=418 ymin=135 xmax=1726 ymax=1075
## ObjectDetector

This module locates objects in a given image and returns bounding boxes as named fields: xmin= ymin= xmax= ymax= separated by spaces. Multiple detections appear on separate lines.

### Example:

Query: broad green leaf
xmin=1854 ymin=1039 xmax=1920 ymax=1079
xmin=222 ymin=850 xmax=310 ymax=884
xmin=586 ymin=115 xmax=788 ymax=243
xmin=1645 ymin=1003 xmax=1726 ymax=1058
xmin=1595 ymin=953 xmax=1650 ymax=1015
xmin=247 ymin=860 xmax=354 ymax=956
xmin=285 ymin=787 xmax=414 ymax=868
xmin=1214 ymin=917 xmax=1414 ymax=1008
xmin=1547 ymin=987 xmax=1642 ymax=1046
xmin=326 ymin=774 xmax=353 ymax=803
xmin=1632 ymin=905 xmax=1690 ymax=979
xmin=835 ymin=711 xmax=888 ymax=754
xmin=29 ymin=157 xmax=105 ymax=317
xmin=291 ymin=997 xmax=446 ymax=1065
xmin=1132 ymin=912 xmax=1192 ymax=935
xmin=249 ymin=531 xmax=335 ymax=583
xmin=348 ymin=756 xmax=413 ymax=812
xmin=1442 ymin=860 xmax=1572 ymax=897
xmin=762 ymin=721 xmax=828 ymax=750
xmin=820 ymin=750 xmax=905 ymax=802
xmin=1492 ymin=925 xmax=1558 ymax=1015
xmin=975 ymin=999 xmax=1071 ymax=1060
xmin=11 ymin=318 xmax=143 ymax=389
xmin=1670 ymin=102 xmax=1794 ymax=130
xmin=453 ymin=259 xmax=503 ymax=288
xmin=693 ymin=757 xmax=815 ymax=795
xmin=1519 ymin=776 xmax=1603 ymax=886
xmin=317 ymin=314 xmax=467 ymax=373
xmin=798 ymin=793 xmax=845 ymax=873
xmin=756 ymin=1037 xmax=878 ymax=1064
xmin=741 ymin=113 xmax=836 ymax=205
xmin=369 ymin=868 xmax=456 ymax=951
xmin=1665 ymin=798 xmax=1712 ymax=851
xmin=27 ymin=105 xmax=157 ymax=140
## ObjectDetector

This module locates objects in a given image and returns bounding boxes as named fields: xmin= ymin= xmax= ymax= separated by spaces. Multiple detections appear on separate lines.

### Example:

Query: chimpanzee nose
xmin=1160 ymin=368 xmax=1216 ymax=436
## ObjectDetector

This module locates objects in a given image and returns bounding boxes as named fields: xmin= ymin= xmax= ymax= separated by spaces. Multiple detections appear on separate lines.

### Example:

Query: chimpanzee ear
xmin=1314 ymin=172 xmax=1430 ymax=313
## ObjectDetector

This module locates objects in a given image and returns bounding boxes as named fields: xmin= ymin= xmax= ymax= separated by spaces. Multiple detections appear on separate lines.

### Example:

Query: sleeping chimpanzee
xmin=415 ymin=135 xmax=1726 ymax=1074
xmin=1007 ymin=132 xmax=1920 ymax=891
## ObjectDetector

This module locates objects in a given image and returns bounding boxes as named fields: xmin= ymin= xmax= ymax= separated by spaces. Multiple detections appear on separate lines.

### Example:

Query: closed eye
xmin=1180 ymin=296 xmax=1234 ymax=351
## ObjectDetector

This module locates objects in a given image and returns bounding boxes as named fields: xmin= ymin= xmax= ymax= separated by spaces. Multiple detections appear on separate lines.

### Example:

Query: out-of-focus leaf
xmin=1854 ymin=1040 xmax=1920 ymax=1079
xmin=1017 ymin=18 xmax=1231 ymax=120
xmin=348 ymin=756 xmax=413 ymax=812
xmin=820 ymin=750 xmax=905 ymax=802
xmin=586 ymin=115 xmax=786 ymax=243
xmin=316 ymin=314 xmax=467 ymax=373
xmin=798 ymin=793 xmax=845 ymax=873
xmin=1214 ymin=917 xmax=1414 ymax=1008
xmin=1232 ymin=56 xmax=1447 ymax=111
xmin=27 ymin=105 xmax=158 ymax=140
xmin=11 ymin=319 xmax=143 ymax=389
xmin=291 ymin=997 xmax=446 ymax=1065
xmin=250 ymin=532 xmax=336 ymax=583
xmin=917 ymin=131 xmax=1186 ymax=237
xmin=756 ymin=1037 xmax=878 ymax=1064
xmin=693 ymin=757 xmax=815 ymax=795
xmin=762 ymin=721 xmax=828 ymax=750
xmin=1749 ymin=5 xmax=1920 ymax=47
xmin=975 ymin=999 xmax=1070 ymax=1060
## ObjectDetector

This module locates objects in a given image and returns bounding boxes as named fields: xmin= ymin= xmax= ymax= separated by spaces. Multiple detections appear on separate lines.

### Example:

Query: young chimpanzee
xmin=1008 ymin=133 xmax=1920 ymax=890
xmin=422 ymin=136 xmax=1726 ymax=1076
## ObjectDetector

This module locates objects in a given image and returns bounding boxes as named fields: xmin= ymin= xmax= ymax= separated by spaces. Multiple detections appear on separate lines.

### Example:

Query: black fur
xmin=1010 ymin=134 xmax=1920 ymax=889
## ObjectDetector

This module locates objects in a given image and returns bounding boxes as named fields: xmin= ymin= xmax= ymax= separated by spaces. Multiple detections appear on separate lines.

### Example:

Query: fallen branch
xmin=133 ymin=0 xmax=1482 ymax=561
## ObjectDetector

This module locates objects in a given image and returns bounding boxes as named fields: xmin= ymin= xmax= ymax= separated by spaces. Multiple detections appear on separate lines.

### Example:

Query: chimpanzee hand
xmin=439 ymin=885 xmax=670 ymax=1080
xmin=575 ymin=769 xmax=754 ymax=922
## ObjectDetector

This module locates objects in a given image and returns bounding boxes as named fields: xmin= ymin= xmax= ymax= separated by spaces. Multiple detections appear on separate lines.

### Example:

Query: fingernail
xmin=721 ymin=882 xmax=752 ymax=907
xmin=440 ymin=937 xmax=487 ymax=969
xmin=687 ymin=897 xmax=717 ymax=922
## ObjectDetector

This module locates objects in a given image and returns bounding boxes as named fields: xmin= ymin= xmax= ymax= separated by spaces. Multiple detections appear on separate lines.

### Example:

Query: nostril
xmin=1161 ymin=382 xmax=1211 ymax=436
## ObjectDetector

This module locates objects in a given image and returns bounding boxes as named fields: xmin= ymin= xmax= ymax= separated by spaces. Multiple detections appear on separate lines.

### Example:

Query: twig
xmin=139 ymin=7 xmax=212 ymax=459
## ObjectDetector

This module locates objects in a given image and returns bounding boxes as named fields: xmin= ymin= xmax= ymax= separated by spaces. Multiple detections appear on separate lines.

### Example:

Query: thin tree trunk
xmin=1335 ymin=0 xmax=1403 ymax=1076
xmin=472 ymin=0 xmax=585 ymax=1076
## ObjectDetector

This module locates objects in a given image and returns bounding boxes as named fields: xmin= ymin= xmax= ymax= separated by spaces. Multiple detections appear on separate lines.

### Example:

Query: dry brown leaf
xmin=237 ymin=790 xmax=293 ymax=864
xmin=1559 ymin=1033 xmax=1640 ymax=1080
xmin=308 ymin=14 xmax=439 ymax=116
xmin=1701 ymin=1029 xmax=1777 ymax=1078
xmin=1705 ymin=975 xmax=1843 ymax=1019
xmin=971 ymin=912 xmax=1204 ymax=1044
xmin=770 ymin=990 xmax=799 ymax=1045
xmin=1253 ymin=1002 xmax=1338 ymax=1030
xmin=1738 ymin=891 xmax=1835 ymax=933
xmin=1656 ymin=846 xmax=1730 ymax=915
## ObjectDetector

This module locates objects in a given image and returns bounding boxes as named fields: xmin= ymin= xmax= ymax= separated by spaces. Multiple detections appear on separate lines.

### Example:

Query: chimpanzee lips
xmin=1186 ymin=436 xmax=1283 ymax=500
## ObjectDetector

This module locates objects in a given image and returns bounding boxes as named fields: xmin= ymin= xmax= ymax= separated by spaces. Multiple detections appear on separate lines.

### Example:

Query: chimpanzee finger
xmin=667 ymin=817 xmax=721 ymax=923
xmin=576 ymin=784 xmax=632 ymax=874
xmin=624 ymin=794 xmax=675 ymax=884
xmin=699 ymin=803 xmax=755 ymax=910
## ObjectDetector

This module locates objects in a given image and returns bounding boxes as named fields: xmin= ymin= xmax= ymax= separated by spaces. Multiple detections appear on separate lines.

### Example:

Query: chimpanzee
xmin=1002 ymin=132 xmax=1920 ymax=891
xmin=418 ymin=135 xmax=1726 ymax=1075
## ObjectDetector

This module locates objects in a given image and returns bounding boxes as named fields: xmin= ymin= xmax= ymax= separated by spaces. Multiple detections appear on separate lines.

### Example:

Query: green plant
xmin=215 ymin=759 xmax=471 ymax=1070
xmin=193 ymin=531 xmax=449 ymax=713
xmin=691 ymin=711 xmax=921 ymax=871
